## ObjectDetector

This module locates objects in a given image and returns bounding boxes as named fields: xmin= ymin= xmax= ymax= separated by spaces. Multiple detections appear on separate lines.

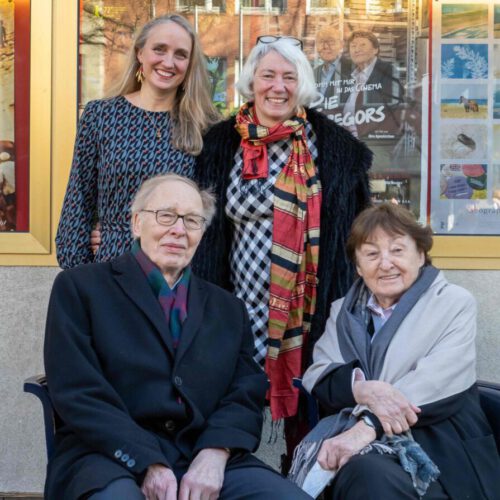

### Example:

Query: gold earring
xmin=135 ymin=64 xmax=144 ymax=84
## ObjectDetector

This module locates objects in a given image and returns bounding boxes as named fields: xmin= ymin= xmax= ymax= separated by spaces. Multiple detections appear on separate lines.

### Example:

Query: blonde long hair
xmin=113 ymin=14 xmax=219 ymax=155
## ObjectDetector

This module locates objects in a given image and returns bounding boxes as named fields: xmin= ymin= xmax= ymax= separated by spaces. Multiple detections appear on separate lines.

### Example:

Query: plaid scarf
xmin=132 ymin=240 xmax=190 ymax=349
xmin=235 ymin=103 xmax=322 ymax=420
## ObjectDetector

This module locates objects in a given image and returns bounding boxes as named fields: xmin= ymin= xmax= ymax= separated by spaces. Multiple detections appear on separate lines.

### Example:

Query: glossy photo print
xmin=440 ymin=83 xmax=487 ymax=119
xmin=441 ymin=43 xmax=488 ymax=79
xmin=440 ymin=123 xmax=487 ymax=160
xmin=441 ymin=4 xmax=488 ymax=39
xmin=440 ymin=163 xmax=487 ymax=200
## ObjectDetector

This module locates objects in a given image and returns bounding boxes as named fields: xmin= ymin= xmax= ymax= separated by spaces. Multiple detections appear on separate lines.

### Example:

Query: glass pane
xmin=178 ymin=0 xmax=225 ymax=10
xmin=78 ymin=0 xmax=428 ymax=218
xmin=311 ymin=0 xmax=339 ymax=10
xmin=241 ymin=0 xmax=265 ymax=7
xmin=430 ymin=1 xmax=499 ymax=235
xmin=0 ymin=0 xmax=29 ymax=232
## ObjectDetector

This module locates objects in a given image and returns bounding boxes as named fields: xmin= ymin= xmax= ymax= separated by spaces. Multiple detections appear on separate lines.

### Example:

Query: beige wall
xmin=0 ymin=267 xmax=499 ymax=493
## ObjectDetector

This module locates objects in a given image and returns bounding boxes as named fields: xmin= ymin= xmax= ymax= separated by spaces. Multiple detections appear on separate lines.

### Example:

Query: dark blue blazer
xmin=44 ymin=252 xmax=268 ymax=499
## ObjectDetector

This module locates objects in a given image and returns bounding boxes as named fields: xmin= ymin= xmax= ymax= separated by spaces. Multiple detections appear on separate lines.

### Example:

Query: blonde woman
xmin=56 ymin=14 xmax=219 ymax=269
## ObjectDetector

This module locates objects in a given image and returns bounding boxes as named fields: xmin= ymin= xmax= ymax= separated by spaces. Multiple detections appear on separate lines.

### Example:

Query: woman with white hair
xmin=193 ymin=36 xmax=373 ymax=466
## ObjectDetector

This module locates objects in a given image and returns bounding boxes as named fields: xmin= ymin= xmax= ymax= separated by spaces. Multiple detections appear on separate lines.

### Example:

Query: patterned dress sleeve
xmin=56 ymin=100 xmax=101 ymax=269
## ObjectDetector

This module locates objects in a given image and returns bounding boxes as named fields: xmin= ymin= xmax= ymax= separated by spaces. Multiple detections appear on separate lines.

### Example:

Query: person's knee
xmin=86 ymin=477 xmax=144 ymax=500
xmin=332 ymin=454 xmax=410 ymax=499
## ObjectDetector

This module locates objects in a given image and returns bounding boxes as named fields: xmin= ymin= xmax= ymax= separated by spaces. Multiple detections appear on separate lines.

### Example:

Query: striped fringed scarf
xmin=235 ymin=103 xmax=322 ymax=420
xmin=132 ymin=240 xmax=190 ymax=349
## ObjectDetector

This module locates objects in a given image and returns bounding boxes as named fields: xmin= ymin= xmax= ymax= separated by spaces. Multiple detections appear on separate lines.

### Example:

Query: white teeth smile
xmin=267 ymin=97 xmax=286 ymax=103
xmin=157 ymin=69 xmax=174 ymax=77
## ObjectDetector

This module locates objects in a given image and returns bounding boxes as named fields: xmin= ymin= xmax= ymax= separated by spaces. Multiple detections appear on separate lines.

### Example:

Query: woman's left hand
xmin=317 ymin=421 xmax=375 ymax=471
xmin=178 ymin=448 xmax=230 ymax=500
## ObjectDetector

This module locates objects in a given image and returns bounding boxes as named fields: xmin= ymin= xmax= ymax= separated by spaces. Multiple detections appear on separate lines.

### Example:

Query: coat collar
xmin=111 ymin=252 xmax=208 ymax=361
xmin=111 ymin=253 xmax=175 ymax=355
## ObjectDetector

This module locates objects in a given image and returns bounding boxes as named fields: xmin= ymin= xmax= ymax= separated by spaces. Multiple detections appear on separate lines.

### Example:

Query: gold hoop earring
xmin=135 ymin=64 xmax=144 ymax=84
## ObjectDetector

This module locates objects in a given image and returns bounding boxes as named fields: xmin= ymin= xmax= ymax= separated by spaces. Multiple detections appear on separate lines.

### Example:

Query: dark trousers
xmin=86 ymin=465 xmax=310 ymax=500
xmin=330 ymin=453 xmax=449 ymax=500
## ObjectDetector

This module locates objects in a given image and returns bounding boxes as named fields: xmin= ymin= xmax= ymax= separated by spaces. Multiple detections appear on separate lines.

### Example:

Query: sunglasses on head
xmin=256 ymin=35 xmax=303 ymax=50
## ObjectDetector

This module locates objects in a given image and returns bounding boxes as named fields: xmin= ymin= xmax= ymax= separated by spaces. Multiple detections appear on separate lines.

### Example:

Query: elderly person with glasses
xmin=290 ymin=203 xmax=500 ymax=499
xmin=44 ymin=174 xmax=311 ymax=500
xmin=193 ymin=35 xmax=372 ymax=466
xmin=342 ymin=30 xmax=404 ymax=140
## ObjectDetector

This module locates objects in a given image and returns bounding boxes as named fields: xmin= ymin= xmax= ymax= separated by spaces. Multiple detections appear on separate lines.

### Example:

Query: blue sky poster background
xmin=441 ymin=44 xmax=488 ymax=78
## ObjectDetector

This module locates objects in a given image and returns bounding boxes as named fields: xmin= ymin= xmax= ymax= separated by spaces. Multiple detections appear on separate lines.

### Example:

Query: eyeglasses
xmin=319 ymin=39 xmax=340 ymax=49
xmin=141 ymin=209 xmax=206 ymax=230
xmin=256 ymin=35 xmax=303 ymax=50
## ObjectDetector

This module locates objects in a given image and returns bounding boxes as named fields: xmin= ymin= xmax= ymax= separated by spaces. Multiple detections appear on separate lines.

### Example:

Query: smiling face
xmin=132 ymin=180 xmax=205 ymax=286
xmin=349 ymin=36 xmax=378 ymax=69
xmin=355 ymin=227 xmax=424 ymax=308
xmin=137 ymin=21 xmax=192 ymax=98
xmin=252 ymin=50 xmax=298 ymax=128
xmin=317 ymin=31 xmax=343 ymax=64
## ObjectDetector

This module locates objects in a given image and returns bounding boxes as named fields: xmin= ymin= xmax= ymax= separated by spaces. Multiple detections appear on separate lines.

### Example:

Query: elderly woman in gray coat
xmin=290 ymin=203 xmax=500 ymax=499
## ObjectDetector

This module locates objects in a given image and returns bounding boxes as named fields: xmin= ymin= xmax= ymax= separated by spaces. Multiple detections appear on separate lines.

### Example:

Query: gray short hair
xmin=236 ymin=40 xmax=321 ymax=107
xmin=130 ymin=174 xmax=216 ymax=237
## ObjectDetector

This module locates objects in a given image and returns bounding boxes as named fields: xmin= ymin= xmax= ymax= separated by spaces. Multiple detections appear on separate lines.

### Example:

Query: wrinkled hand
xmin=179 ymin=448 xmax=230 ymax=500
xmin=141 ymin=463 xmax=177 ymax=500
xmin=90 ymin=222 xmax=101 ymax=255
xmin=317 ymin=421 xmax=375 ymax=471
xmin=353 ymin=380 xmax=420 ymax=436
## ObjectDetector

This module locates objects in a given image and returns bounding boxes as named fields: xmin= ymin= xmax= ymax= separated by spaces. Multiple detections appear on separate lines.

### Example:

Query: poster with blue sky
xmin=441 ymin=44 xmax=488 ymax=79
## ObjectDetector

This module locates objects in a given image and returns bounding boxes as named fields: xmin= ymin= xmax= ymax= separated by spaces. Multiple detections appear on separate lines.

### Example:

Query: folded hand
xmin=178 ymin=448 xmax=230 ymax=500
xmin=353 ymin=380 xmax=420 ymax=436
xmin=141 ymin=463 xmax=177 ymax=500
xmin=317 ymin=421 xmax=375 ymax=471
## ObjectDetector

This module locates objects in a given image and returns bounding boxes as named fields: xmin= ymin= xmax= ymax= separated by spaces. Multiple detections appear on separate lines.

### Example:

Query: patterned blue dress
xmin=56 ymin=96 xmax=195 ymax=269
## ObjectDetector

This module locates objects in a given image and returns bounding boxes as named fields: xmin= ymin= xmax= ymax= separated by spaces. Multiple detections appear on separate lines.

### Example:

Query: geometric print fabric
xmin=55 ymin=95 xmax=195 ymax=268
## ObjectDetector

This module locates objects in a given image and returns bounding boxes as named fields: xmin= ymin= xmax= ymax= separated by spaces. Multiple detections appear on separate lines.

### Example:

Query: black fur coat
xmin=192 ymin=108 xmax=372 ymax=357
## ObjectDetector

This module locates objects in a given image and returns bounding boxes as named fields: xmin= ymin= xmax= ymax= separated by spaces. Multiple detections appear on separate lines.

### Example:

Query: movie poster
xmin=0 ymin=1 xmax=14 ymax=231
xmin=308 ymin=1 xmax=422 ymax=215
xmin=431 ymin=1 xmax=500 ymax=235
xmin=310 ymin=13 xmax=407 ymax=142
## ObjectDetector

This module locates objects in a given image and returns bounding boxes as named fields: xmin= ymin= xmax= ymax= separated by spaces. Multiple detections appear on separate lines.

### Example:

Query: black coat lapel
xmin=111 ymin=253 xmax=174 ymax=355
xmin=174 ymin=274 xmax=207 ymax=366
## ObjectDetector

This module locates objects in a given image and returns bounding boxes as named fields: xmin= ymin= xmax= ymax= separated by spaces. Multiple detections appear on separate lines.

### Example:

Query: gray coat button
xmin=174 ymin=376 xmax=182 ymax=386
xmin=127 ymin=458 xmax=136 ymax=468
xmin=114 ymin=450 xmax=122 ymax=459
xmin=121 ymin=453 xmax=129 ymax=462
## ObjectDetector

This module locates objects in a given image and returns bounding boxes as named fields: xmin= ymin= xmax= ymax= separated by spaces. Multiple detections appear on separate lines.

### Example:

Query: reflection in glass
xmin=0 ymin=0 xmax=15 ymax=231
xmin=78 ymin=0 xmax=427 ymax=217
xmin=178 ymin=0 xmax=225 ymax=12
